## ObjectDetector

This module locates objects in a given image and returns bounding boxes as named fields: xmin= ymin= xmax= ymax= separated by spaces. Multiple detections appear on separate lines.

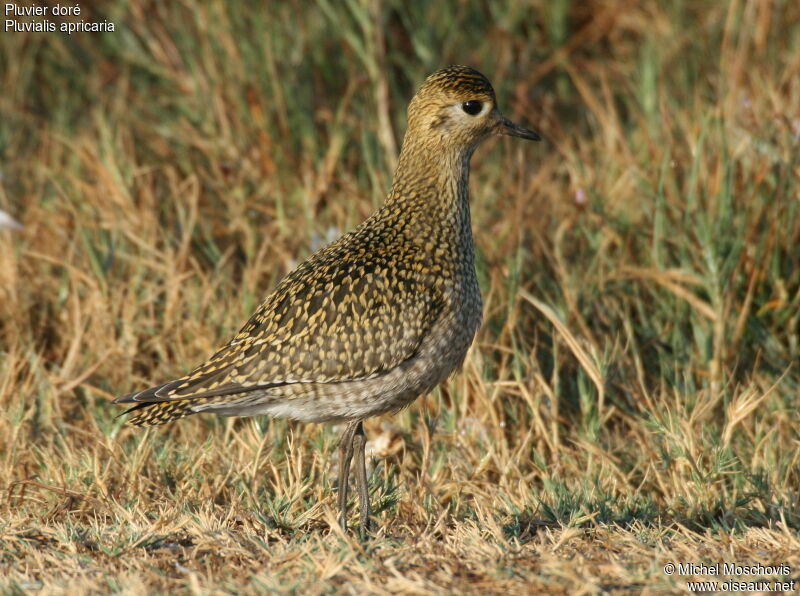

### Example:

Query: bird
xmin=114 ymin=65 xmax=540 ymax=534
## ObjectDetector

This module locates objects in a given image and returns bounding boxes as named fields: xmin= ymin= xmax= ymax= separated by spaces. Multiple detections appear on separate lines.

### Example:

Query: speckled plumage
xmin=114 ymin=65 xmax=540 ymax=533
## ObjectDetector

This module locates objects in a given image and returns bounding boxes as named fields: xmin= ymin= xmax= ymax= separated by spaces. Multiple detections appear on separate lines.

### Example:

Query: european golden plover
xmin=115 ymin=65 xmax=540 ymax=533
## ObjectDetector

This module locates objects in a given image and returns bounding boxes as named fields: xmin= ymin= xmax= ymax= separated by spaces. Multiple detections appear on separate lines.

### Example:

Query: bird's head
xmin=405 ymin=65 xmax=541 ymax=153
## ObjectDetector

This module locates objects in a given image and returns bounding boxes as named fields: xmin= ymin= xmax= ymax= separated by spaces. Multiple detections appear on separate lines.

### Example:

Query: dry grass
xmin=1 ymin=1 xmax=799 ymax=593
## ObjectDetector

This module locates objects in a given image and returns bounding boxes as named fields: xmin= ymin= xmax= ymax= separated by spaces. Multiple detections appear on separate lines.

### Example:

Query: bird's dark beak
xmin=498 ymin=116 xmax=541 ymax=141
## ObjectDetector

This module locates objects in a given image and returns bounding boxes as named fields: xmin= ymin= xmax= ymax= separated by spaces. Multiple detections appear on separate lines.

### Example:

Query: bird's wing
xmin=115 ymin=239 xmax=443 ymax=404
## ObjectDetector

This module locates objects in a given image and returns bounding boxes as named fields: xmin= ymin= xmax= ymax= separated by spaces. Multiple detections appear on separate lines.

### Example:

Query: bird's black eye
xmin=461 ymin=100 xmax=483 ymax=116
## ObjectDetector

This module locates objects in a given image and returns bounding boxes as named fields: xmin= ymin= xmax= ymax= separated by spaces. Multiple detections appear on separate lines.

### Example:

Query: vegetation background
xmin=1 ymin=0 xmax=798 ymax=593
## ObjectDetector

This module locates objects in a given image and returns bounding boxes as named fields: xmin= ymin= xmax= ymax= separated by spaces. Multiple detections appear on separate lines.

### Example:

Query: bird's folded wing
xmin=115 ymin=251 xmax=443 ymax=404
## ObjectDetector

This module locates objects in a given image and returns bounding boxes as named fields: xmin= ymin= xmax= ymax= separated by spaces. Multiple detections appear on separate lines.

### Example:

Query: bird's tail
xmin=114 ymin=376 xmax=259 ymax=426
xmin=121 ymin=399 xmax=203 ymax=426
xmin=114 ymin=379 xmax=218 ymax=426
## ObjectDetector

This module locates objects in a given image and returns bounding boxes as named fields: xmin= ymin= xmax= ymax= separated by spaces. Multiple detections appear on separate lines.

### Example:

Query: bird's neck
xmin=382 ymin=139 xmax=476 ymax=247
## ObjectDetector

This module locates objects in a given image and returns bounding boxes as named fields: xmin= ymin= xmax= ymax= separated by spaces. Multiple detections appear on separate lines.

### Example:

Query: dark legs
xmin=336 ymin=421 xmax=358 ymax=530
xmin=352 ymin=421 xmax=372 ymax=533
xmin=337 ymin=419 xmax=373 ymax=534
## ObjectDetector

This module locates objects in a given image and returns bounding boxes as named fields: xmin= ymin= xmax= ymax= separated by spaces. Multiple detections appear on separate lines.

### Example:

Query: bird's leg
xmin=351 ymin=420 xmax=373 ymax=535
xmin=337 ymin=420 xmax=360 ymax=530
